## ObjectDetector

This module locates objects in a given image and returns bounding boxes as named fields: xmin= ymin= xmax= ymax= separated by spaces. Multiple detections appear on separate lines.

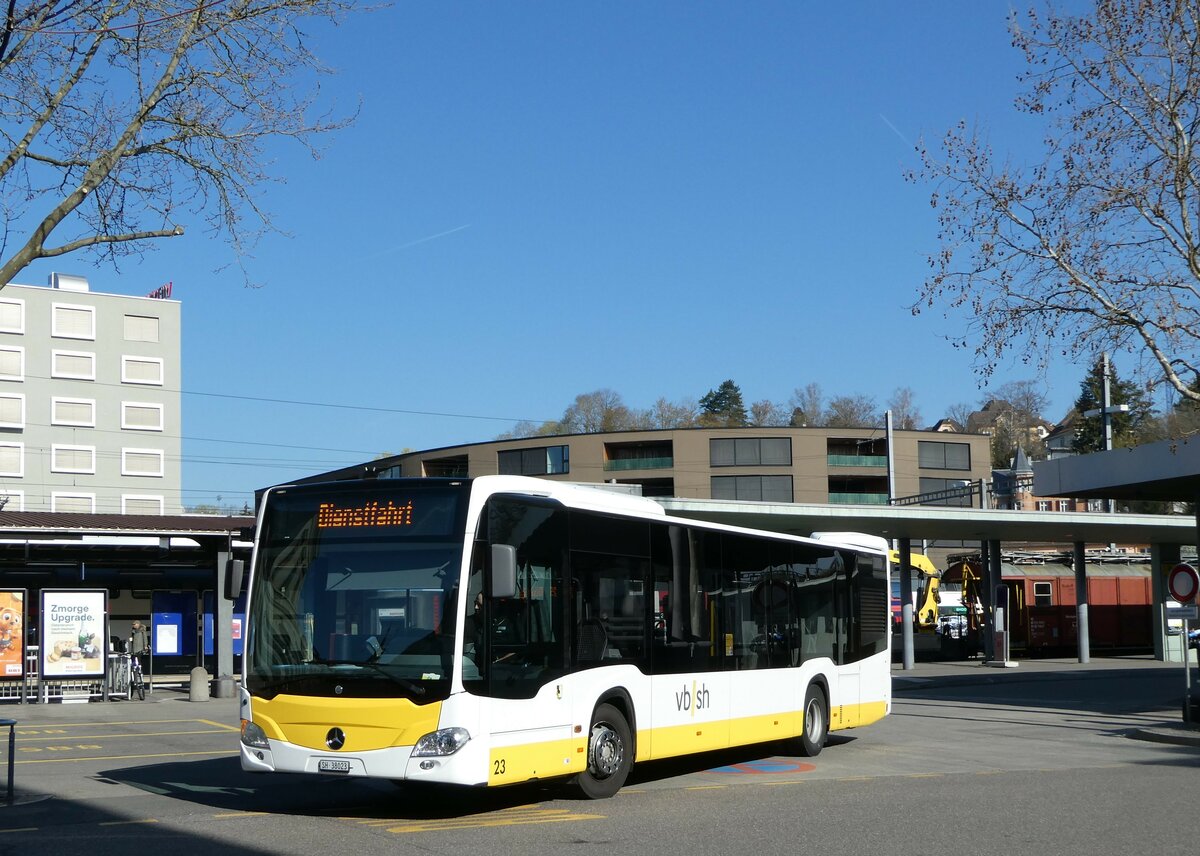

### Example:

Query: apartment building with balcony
xmin=320 ymin=426 xmax=992 ymax=507
xmin=0 ymin=273 xmax=181 ymax=514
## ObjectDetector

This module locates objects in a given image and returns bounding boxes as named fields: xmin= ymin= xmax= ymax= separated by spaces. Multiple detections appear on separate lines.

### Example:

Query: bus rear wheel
xmin=797 ymin=684 xmax=827 ymax=757
xmin=575 ymin=703 xmax=632 ymax=799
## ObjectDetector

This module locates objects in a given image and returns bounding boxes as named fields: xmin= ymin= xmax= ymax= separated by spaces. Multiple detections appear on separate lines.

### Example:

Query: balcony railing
xmin=828 ymin=492 xmax=890 ymax=505
xmin=603 ymin=456 xmax=674 ymax=472
xmin=827 ymin=454 xmax=887 ymax=468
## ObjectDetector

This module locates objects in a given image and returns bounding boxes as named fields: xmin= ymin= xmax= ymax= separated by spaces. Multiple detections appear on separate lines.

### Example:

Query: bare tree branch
xmin=0 ymin=0 xmax=364 ymax=288
xmin=912 ymin=1 xmax=1200 ymax=403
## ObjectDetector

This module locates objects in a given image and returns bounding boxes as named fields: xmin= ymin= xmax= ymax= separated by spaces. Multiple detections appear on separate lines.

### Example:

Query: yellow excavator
xmin=889 ymin=549 xmax=941 ymax=627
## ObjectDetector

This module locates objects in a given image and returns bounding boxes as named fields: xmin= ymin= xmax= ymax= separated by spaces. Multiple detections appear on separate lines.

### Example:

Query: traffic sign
xmin=1167 ymin=562 xmax=1199 ymax=604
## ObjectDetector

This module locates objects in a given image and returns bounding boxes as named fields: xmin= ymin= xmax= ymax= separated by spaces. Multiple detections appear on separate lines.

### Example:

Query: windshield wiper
xmin=304 ymin=656 xmax=427 ymax=696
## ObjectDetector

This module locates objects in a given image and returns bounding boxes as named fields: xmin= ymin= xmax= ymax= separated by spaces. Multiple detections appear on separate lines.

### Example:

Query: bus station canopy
xmin=654 ymin=497 xmax=1194 ymax=546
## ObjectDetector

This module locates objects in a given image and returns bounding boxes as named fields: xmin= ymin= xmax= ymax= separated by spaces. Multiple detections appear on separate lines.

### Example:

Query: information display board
xmin=0 ymin=588 xmax=26 ymax=678
xmin=40 ymin=589 xmax=107 ymax=678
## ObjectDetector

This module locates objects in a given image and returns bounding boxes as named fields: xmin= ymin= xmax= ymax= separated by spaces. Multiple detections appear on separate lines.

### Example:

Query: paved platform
xmin=893 ymin=654 xmax=1200 ymax=747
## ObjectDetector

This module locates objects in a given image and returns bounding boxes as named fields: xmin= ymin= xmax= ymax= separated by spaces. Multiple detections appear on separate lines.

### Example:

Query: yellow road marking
xmin=213 ymin=812 xmax=269 ymax=819
xmin=359 ymin=806 xmax=604 ymax=834
xmin=19 ymin=729 xmax=233 ymax=743
xmin=100 ymin=819 xmax=159 ymax=826
xmin=198 ymin=719 xmax=240 ymax=732
xmin=0 ymin=828 xmax=38 ymax=834
xmin=15 ymin=749 xmax=237 ymax=765
xmin=15 ymin=719 xmax=218 ymax=731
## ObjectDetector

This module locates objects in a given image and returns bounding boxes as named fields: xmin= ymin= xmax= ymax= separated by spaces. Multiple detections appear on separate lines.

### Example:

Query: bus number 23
xmin=493 ymin=758 xmax=506 ymax=776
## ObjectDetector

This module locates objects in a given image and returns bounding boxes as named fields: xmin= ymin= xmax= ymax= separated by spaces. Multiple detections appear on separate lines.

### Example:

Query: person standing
xmin=129 ymin=620 xmax=149 ymax=657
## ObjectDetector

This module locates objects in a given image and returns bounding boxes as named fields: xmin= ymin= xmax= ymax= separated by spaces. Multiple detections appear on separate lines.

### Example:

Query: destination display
xmin=316 ymin=499 xmax=415 ymax=529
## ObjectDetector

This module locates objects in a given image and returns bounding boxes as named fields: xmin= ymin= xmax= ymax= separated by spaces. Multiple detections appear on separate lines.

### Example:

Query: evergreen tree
xmin=1071 ymin=358 xmax=1154 ymax=453
xmin=699 ymin=380 xmax=748 ymax=427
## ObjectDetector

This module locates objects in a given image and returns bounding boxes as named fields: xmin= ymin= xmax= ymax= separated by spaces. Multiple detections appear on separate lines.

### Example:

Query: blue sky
xmin=15 ymin=2 xmax=1103 ymax=510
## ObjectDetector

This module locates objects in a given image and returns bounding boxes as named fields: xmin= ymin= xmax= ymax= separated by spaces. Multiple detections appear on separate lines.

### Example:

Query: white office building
xmin=0 ymin=273 xmax=181 ymax=514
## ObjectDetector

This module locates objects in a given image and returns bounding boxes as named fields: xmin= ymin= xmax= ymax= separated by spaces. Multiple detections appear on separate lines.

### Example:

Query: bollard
xmin=189 ymin=666 xmax=211 ymax=702
xmin=1 ymin=719 xmax=15 ymax=804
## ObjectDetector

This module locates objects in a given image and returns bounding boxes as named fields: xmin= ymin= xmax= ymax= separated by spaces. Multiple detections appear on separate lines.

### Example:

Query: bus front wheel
xmin=576 ymin=703 xmax=632 ymax=799
xmin=798 ymin=685 xmax=827 ymax=757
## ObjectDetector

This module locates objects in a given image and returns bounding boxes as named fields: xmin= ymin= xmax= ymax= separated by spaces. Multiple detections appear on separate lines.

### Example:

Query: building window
xmin=122 ymin=448 xmax=164 ymax=477
xmin=0 ymin=489 xmax=23 ymax=511
xmin=1087 ymin=499 xmax=1105 ymax=512
xmin=122 ymin=401 xmax=164 ymax=431
xmin=710 ymin=437 xmax=792 ymax=467
xmin=917 ymin=477 xmax=973 ymax=507
xmin=497 ymin=445 xmax=569 ymax=476
xmin=51 ymin=397 xmax=96 ymax=427
xmin=0 ymin=442 xmax=22 ymax=477
xmin=0 ymin=346 xmax=24 ymax=382
xmin=123 ymin=314 xmax=160 ymax=343
xmin=121 ymin=356 xmax=164 ymax=385
xmin=1036 ymin=500 xmax=1051 ymax=511
xmin=50 ymin=489 xmax=93 ymax=511
xmin=918 ymin=440 xmax=972 ymax=470
xmin=51 ymin=444 xmax=96 ymax=474
xmin=52 ymin=303 xmax=95 ymax=340
xmin=122 ymin=495 xmax=164 ymax=515
xmin=1033 ymin=581 xmax=1053 ymax=607
xmin=1057 ymin=499 xmax=1071 ymax=512
xmin=51 ymin=350 xmax=95 ymax=380
xmin=52 ymin=492 xmax=95 ymax=513
xmin=711 ymin=475 xmax=793 ymax=502
xmin=0 ymin=393 xmax=24 ymax=428
xmin=0 ymin=299 xmax=24 ymax=334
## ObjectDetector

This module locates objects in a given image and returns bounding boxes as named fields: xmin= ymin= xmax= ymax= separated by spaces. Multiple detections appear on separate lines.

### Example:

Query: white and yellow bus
xmin=238 ymin=476 xmax=891 ymax=798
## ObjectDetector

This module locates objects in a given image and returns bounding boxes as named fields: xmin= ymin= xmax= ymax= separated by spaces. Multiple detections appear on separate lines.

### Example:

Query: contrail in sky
xmin=363 ymin=223 xmax=471 ymax=260
xmin=879 ymin=113 xmax=913 ymax=150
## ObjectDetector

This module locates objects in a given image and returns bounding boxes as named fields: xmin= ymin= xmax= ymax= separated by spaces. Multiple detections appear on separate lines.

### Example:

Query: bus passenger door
xmin=831 ymin=554 xmax=860 ymax=730
xmin=476 ymin=497 xmax=575 ymax=786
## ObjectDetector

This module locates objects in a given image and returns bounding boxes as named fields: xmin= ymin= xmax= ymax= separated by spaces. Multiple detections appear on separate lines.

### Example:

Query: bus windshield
xmin=245 ymin=481 xmax=470 ymax=702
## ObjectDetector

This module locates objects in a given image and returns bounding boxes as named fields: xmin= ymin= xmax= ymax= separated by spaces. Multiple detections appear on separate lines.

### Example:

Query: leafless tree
xmin=559 ymin=389 xmax=633 ymax=434
xmin=886 ymin=386 xmax=922 ymax=430
xmin=824 ymin=393 xmax=881 ymax=428
xmin=911 ymin=1 xmax=1200 ymax=402
xmin=787 ymin=383 xmax=824 ymax=427
xmin=748 ymin=399 xmax=790 ymax=427
xmin=0 ymin=1 xmax=360 ymax=288
xmin=635 ymin=396 xmax=698 ymax=429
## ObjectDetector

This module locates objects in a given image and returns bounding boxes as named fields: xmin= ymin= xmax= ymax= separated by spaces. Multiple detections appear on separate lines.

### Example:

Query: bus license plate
xmin=318 ymin=759 xmax=351 ymax=774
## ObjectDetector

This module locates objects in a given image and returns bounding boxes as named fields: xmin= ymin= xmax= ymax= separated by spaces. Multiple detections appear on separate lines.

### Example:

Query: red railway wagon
xmin=944 ymin=559 xmax=1153 ymax=655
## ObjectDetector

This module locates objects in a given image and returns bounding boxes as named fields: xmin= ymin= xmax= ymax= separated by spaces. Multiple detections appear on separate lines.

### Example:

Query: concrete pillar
xmin=1073 ymin=541 xmax=1090 ymax=664
xmin=215 ymin=551 xmax=236 ymax=697
xmin=1152 ymin=542 xmax=1182 ymax=662
xmin=899 ymin=538 xmax=914 ymax=670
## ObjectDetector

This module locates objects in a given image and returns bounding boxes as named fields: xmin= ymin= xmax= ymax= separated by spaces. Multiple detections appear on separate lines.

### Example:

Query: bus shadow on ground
xmin=100 ymin=738 xmax=851 ymax=818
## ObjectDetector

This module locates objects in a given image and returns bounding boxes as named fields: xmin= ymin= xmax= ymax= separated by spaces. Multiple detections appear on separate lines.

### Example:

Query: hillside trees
xmin=911 ymin=1 xmax=1200 ymax=403
xmin=0 ymin=1 xmax=359 ymax=288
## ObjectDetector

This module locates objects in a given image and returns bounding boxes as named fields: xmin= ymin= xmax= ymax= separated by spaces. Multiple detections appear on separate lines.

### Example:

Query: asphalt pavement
xmin=892 ymin=653 xmax=1200 ymax=747
xmin=3 ymin=655 xmax=1197 ymax=733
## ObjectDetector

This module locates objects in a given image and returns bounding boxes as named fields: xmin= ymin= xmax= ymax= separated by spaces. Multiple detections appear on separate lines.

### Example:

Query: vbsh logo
xmin=675 ymin=681 xmax=711 ymax=716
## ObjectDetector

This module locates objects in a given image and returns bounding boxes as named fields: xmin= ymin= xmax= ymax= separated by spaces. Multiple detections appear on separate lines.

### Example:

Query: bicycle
xmin=129 ymin=652 xmax=146 ymax=700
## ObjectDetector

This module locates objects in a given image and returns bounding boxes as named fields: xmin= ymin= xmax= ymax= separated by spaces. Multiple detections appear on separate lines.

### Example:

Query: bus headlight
xmin=241 ymin=719 xmax=270 ymax=750
xmin=412 ymin=727 xmax=470 ymax=757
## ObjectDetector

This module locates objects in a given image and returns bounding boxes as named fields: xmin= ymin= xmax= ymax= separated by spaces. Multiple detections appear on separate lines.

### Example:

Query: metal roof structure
xmin=654 ymin=497 xmax=1195 ymax=546
xmin=0 ymin=510 xmax=252 ymax=538
xmin=1034 ymin=436 xmax=1200 ymax=503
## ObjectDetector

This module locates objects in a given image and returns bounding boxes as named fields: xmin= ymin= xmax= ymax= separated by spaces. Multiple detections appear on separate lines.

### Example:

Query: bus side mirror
xmin=490 ymin=544 xmax=517 ymax=599
xmin=225 ymin=558 xmax=245 ymax=601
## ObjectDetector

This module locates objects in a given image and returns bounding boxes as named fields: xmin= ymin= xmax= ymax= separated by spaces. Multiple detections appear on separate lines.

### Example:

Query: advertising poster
xmin=40 ymin=589 xmax=107 ymax=678
xmin=0 ymin=588 xmax=25 ymax=677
